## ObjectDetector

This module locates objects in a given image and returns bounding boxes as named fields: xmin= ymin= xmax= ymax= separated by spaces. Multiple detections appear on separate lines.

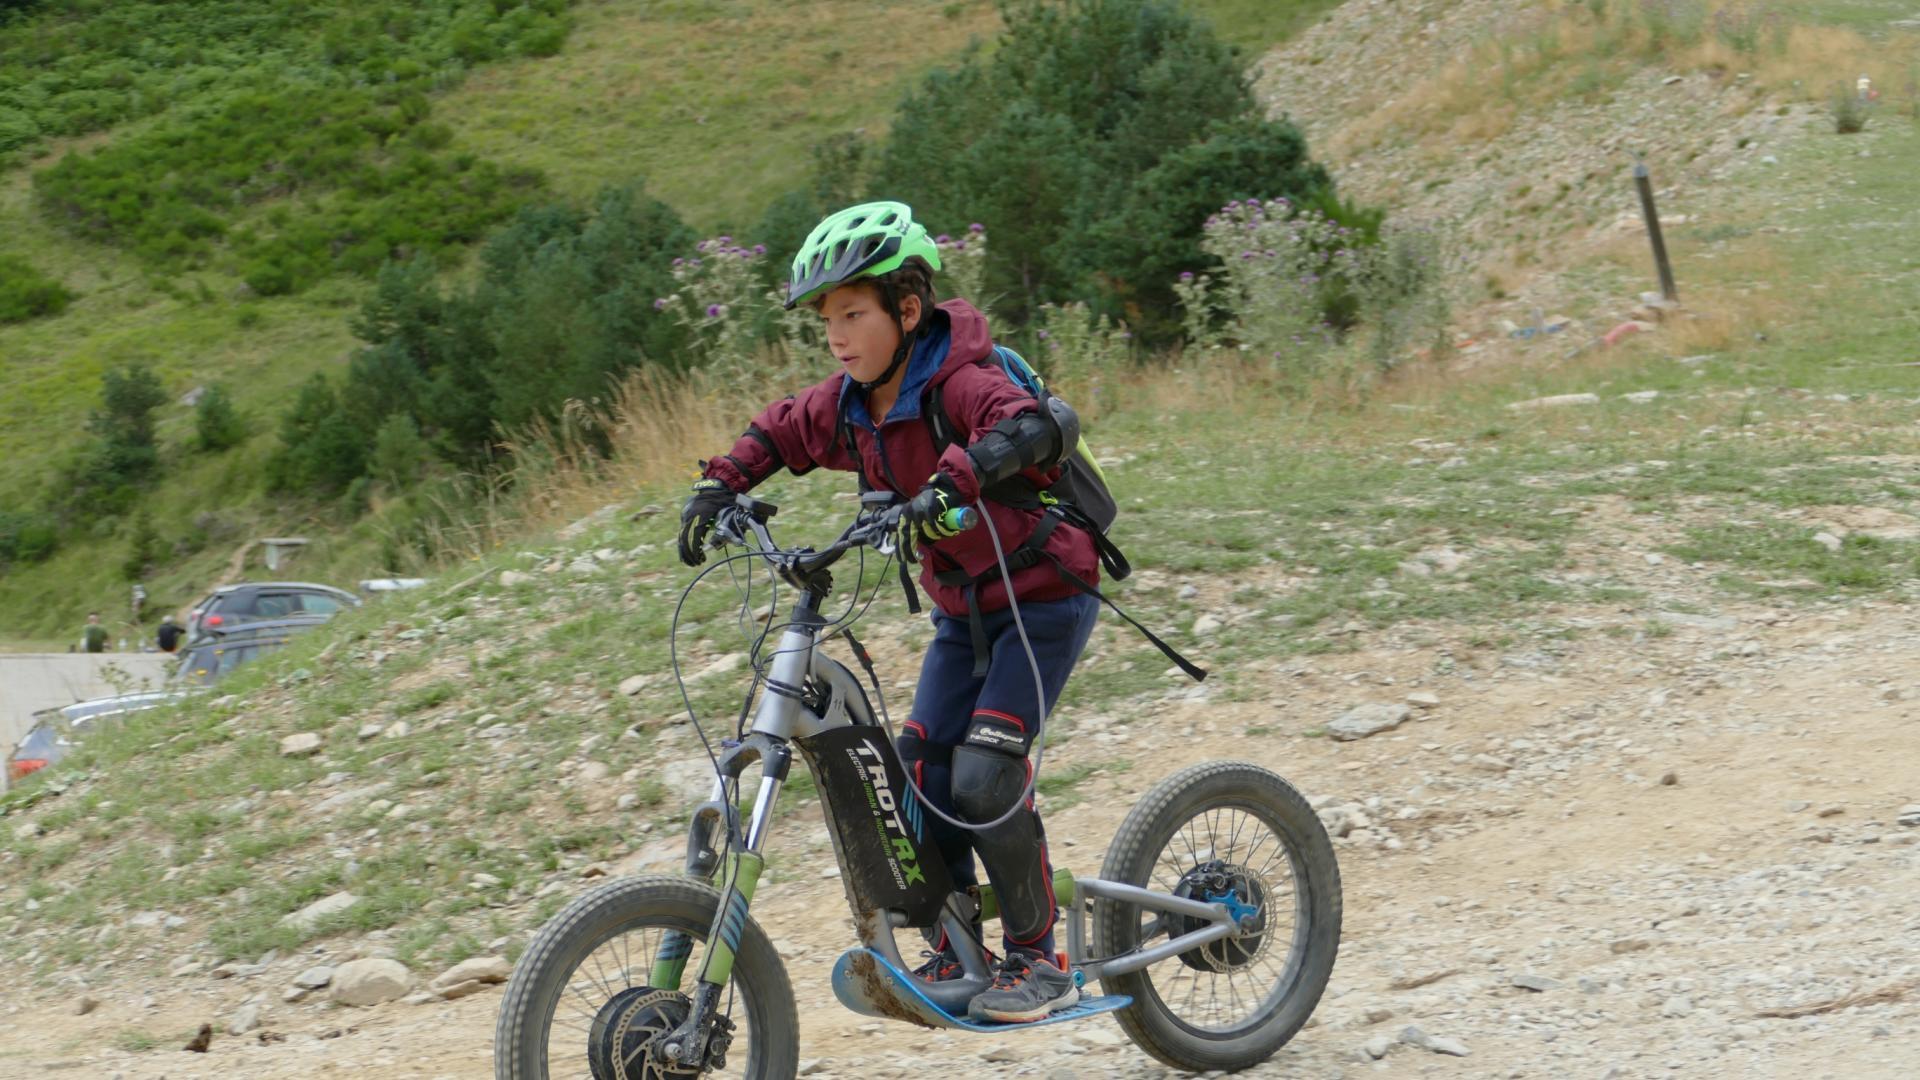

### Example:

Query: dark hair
xmin=810 ymin=257 xmax=937 ymax=330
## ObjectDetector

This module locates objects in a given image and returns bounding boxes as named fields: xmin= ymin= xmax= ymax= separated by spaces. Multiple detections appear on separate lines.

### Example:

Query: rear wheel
xmin=1092 ymin=761 xmax=1341 ymax=1072
xmin=494 ymin=875 xmax=798 ymax=1079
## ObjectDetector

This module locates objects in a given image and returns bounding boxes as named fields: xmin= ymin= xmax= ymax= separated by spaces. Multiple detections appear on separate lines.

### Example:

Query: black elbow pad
xmin=965 ymin=403 xmax=1074 ymax=486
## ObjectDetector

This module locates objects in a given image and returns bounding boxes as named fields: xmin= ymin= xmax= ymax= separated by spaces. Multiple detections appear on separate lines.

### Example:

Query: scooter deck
xmin=830 ymin=947 xmax=1131 ymax=1032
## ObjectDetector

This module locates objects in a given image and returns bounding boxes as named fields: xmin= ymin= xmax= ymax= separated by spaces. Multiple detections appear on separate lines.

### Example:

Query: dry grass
xmin=1332 ymin=0 xmax=1920 ymax=161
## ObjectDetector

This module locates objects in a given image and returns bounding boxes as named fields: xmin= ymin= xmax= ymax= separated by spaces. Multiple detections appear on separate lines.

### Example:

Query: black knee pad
xmin=951 ymin=744 xmax=1028 ymax=823
xmin=895 ymin=723 xmax=949 ymax=779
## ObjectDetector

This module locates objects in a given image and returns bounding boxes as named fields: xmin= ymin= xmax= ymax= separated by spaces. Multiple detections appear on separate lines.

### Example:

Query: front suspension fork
xmin=656 ymin=739 xmax=787 ymax=1067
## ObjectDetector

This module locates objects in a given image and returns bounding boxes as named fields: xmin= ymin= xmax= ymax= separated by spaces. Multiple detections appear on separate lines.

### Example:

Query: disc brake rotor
xmin=588 ymin=987 xmax=699 ymax=1080
xmin=1170 ymin=861 xmax=1271 ymax=973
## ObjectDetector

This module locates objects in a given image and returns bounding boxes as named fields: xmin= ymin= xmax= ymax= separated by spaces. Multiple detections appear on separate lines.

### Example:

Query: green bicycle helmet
xmin=785 ymin=201 xmax=943 ymax=310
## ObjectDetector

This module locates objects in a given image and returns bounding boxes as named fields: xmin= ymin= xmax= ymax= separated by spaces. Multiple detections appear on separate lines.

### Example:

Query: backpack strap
xmin=931 ymin=508 xmax=1202 ymax=682
xmin=1036 ymin=547 xmax=1206 ymax=682
xmin=840 ymin=391 xmax=921 ymax=616
xmin=932 ymin=514 xmax=1061 ymax=678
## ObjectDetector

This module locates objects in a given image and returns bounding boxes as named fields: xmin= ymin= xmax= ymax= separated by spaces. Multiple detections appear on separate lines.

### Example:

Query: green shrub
xmin=192 ymin=384 xmax=248 ymax=452
xmin=267 ymin=374 xmax=366 ymax=495
xmin=0 ymin=254 xmax=74 ymax=322
xmin=856 ymin=0 xmax=1335 ymax=339
xmin=370 ymin=412 xmax=429 ymax=487
xmin=0 ymin=509 xmax=59 ymax=565
xmin=87 ymin=363 xmax=167 ymax=485
xmin=1832 ymin=85 xmax=1868 ymax=134
xmin=0 ymin=1 xmax=574 ymax=161
xmin=34 ymin=86 xmax=543 ymax=292
xmin=120 ymin=510 xmax=163 ymax=581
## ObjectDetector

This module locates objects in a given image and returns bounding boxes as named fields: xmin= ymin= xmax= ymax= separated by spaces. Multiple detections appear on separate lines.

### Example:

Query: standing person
xmin=677 ymin=202 xmax=1098 ymax=1023
xmin=156 ymin=614 xmax=184 ymax=654
xmin=81 ymin=612 xmax=108 ymax=654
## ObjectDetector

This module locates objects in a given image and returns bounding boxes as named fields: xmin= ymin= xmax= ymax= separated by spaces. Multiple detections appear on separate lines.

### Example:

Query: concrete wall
xmin=1 ymin=653 xmax=176 ymax=786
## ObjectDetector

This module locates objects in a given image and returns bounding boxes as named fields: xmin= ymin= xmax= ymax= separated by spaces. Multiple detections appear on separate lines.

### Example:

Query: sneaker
xmin=910 ymin=947 xmax=966 ymax=983
xmin=966 ymin=948 xmax=1079 ymax=1023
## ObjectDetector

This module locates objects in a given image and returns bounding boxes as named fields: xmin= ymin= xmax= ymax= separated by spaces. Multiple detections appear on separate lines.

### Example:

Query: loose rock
xmin=1509 ymin=393 xmax=1600 ymax=410
xmin=227 ymin=1002 xmax=262 ymax=1035
xmin=430 ymin=956 xmax=512 ymax=999
xmin=278 ymin=733 xmax=323 ymax=758
xmin=1329 ymin=703 xmax=1411 ymax=741
xmin=292 ymin=965 xmax=335 ymax=989
xmin=278 ymin=892 xmax=359 ymax=932
xmin=330 ymin=958 xmax=412 ymax=1007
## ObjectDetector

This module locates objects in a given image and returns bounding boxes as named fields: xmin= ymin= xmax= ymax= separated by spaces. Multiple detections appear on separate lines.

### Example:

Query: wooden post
xmin=1634 ymin=161 xmax=1678 ymax=303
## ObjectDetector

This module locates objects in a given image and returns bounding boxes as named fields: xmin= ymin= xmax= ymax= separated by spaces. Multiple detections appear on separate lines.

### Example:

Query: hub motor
xmin=1170 ymin=860 xmax=1271 ymax=973
xmin=588 ymin=987 xmax=732 ymax=1079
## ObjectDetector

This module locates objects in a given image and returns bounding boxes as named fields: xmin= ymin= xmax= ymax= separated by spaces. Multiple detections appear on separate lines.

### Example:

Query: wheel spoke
xmin=1133 ymin=802 xmax=1312 ymax=1035
xmin=516 ymin=911 xmax=762 ymax=1079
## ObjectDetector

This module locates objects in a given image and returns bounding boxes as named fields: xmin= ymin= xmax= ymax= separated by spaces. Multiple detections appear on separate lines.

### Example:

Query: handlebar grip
xmin=942 ymin=506 xmax=978 ymax=533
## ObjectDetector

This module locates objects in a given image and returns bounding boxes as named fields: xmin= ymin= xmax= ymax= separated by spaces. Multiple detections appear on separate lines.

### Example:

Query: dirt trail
xmin=7 ymin=585 xmax=1917 ymax=1079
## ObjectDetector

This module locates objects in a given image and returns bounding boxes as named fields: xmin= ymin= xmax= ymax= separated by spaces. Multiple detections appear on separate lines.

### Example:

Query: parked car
xmin=6 ymin=692 xmax=188 ymax=783
xmin=185 ymin=581 xmax=359 ymax=638
xmin=6 ymin=616 xmax=333 ymax=783
xmin=174 ymin=616 xmax=330 ymax=686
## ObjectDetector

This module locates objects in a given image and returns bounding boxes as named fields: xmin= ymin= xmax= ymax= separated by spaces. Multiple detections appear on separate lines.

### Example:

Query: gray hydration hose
xmin=876 ymin=496 xmax=1053 ymax=835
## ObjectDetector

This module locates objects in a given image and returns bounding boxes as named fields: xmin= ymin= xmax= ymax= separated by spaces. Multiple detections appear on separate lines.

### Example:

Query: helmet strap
xmin=855 ymin=280 xmax=922 ymax=392
xmin=856 ymin=328 xmax=917 ymax=393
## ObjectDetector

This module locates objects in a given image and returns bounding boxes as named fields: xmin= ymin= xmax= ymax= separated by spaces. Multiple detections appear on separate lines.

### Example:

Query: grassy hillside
xmin=7 ymin=41 xmax=1920 ymax=984
xmin=0 ymin=0 xmax=1336 ymax=643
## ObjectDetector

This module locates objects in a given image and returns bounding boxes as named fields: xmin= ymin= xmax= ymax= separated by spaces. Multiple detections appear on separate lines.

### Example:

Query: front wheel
xmin=495 ymin=875 xmax=798 ymax=1080
xmin=1092 ymin=761 xmax=1341 ymax=1073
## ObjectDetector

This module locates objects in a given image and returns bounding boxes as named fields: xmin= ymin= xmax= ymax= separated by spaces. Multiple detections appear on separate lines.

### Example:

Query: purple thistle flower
xmin=1037 ymin=330 xmax=1049 ymax=339
xmin=706 ymin=303 xmax=724 ymax=318
xmin=752 ymin=244 xmax=766 ymax=255
xmin=696 ymin=241 xmax=710 ymax=253
xmin=653 ymin=298 xmax=668 ymax=310
xmin=739 ymin=251 xmax=752 ymax=259
xmin=969 ymin=223 xmax=984 ymax=233
xmin=1240 ymin=251 xmax=1257 ymax=260
xmin=954 ymin=241 xmax=966 ymax=251
xmin=672 ymin=258 xmax=685 ymax=268
xmin=1179 ymin=271 xmax=1195 ymax=282
xmin=690 ymin=258 xmax=702 ymax=268
xmin=935 ymin=234 xmax=951 ymax=244
xmin=717 ymin=235 xmax=732 ymax=245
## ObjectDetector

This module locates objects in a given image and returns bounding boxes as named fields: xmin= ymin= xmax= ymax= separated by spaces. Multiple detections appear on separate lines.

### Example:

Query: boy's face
xmin=817 ymin=283 xmax=914 ymax=385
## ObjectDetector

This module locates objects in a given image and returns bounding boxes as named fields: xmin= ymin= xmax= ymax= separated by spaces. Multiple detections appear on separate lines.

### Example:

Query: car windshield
xmin=176 ymin=638 xmax=281 ymax=685
xmin=12 ymin=724 xmax=63 ymax=756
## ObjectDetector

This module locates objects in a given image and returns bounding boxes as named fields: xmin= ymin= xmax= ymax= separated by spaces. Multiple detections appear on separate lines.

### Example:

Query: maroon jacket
xmin=702 ymin=299 xmax=1098 ymax=618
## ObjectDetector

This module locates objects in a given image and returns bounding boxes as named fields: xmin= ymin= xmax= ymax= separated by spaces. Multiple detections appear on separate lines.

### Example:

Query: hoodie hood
xmin=928 ymin=298 xmax=995 ymax=386
xmin=840 ymin=298 xmax=996 ymax=431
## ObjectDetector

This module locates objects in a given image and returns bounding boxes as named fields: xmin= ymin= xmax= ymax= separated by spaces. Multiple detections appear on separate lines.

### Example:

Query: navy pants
xmin=896 ymin=592 xmax=1098 ymax=957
